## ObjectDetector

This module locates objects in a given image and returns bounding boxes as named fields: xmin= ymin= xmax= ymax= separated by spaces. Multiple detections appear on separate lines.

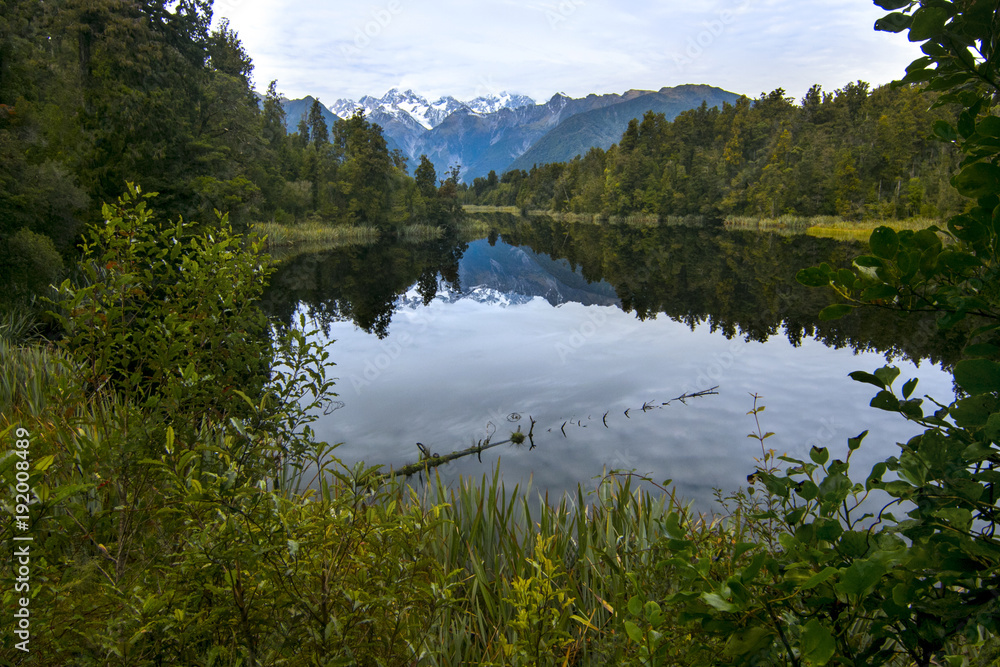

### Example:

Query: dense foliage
xmin=3 ymin=0 xmax=1000 ymax=664
xmin=467 ymin=82 xmax=966 ymax=222
xmin=0 ymin=0 xmax=461 ymax=314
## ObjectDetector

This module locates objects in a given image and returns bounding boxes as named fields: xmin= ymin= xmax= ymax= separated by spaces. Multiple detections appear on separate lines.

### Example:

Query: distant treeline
xmin=466 ymin=83 xmax=965 ymax=220
xmin=0 ymin=0 xmax=455 ymax=306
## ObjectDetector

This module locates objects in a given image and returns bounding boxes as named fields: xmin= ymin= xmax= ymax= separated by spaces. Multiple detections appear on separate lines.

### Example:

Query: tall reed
xmin=251 ymin=220 xmax=381 ymax=247
xmin=407 ymin=467 xmax=728 ymax=664
xmin=399 ymin=224 xmax=444 ymax=242
xmin=0 ymin=339 xmax=66 ymax=420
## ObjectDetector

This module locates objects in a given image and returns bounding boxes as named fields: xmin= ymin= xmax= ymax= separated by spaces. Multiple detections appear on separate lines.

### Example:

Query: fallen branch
xmin=378 ymin=387 xmax=720 ymax=480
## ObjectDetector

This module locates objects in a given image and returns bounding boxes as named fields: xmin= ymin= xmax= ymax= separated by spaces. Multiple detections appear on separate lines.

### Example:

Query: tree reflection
xmin=262 ymin=215 xmax=966 ymax=366
xmin=262 ymin=232 xmax=466 ymax=338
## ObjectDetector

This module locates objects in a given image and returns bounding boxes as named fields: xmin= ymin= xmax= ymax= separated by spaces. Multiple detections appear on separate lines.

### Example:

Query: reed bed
xmin=0 ymin=338 xmax=67 ymax=420
xmin=724 ymin=214 xmax=829 ymax=234
xmin=251 ymin=220 xmax=382 ymax=247
xmin=527 ymin=210 xmax=603 ymax=224
xmin=807 ymin=216 xmax=941 ymax=241
xmin=607 ymin=213 xmax=662 ymax=227
xmin=401 ymin=467 xmax=729 ymax=664
xmin=726 ymin=214 xmax=943 ymax=241
xmin=399 ymin=224 xmax=444 ymax=242
xmin=463 ymin=205 xmax=522 ymax=214
xmin=457 ymin=218 xmax=494 ymax=240
xmin=0 ymin=306 xmax=41 ymax=345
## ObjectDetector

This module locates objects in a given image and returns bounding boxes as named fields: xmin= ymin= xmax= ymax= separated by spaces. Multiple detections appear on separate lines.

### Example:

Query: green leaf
xmin=978 ymin=115 xmax=1000 ymax=138
xmin=796 ymin=480 xmax=819 ymax=500
xmin=985 ymin=413 xmax=1000 ymax=443
xmin=800 ymin=567 xmax=839 ymax=591
xmin=957 ymin=112 xmax=975 ymax=139
xmin=861 ymin=284 xmax=897 ymax=302
xmin=701 ymin=592 xmax=738 ymax=613
xmin=874 ymin=366 xmax=900 ymax=387
xmin=934 ymin=507 xmax=974 ymax=532
xmin=819 ymin=304 xmax=854 ymax=320
xmin=848 ymin=371 xmax=885 ymax=390
xmin=901 ymin=378 xmax=919 ymax=399
xmin=800 ymin=618 xmax=837 ymax=665
xmin=809 ymin=446 xmax=829 ymax=465
xmin=624 ymin=620 xmax=644 ymax=644
xmin=964 ymin=343 xmax=1000 ymax=358
xmin=908 ymin=6 xmax=949 ymax=41
xmin=837 ymin=559 xmax=886 ymax=596
xmin=953 ymin=162 xmax=1000 ymax=199
xmin=875 ymin=11 xmax=912 ymax=33
xmin=871 ymin=390 xmax=901 ymax=412
xmin=628 ymin=595 xmax=643 ymax=617
xmin=854 ymin=255 xmax=885 ymax=268
xmin=34 ymin=454 xmax=55 ymax=472
xmin=848 ymin=430 xmax=869 ymax=451
xmin=933 ymin=120 xmax=958 ymax=142
xmin=951 ymin=394 xmax=997 ymax=427
xmin=954 ymin=359 xmax=1000 ymax=394
xmin=869 ymin=226 xmax=899 ymax=259
xmin=797 ymin=267 xmax=831 ymax=287
xmin=723 ymin=626 xmax=775 ymax=658
xmin=873 ymin=0 xmax=912 ymax=9
xmin=819 ymin=472 xmax=851 ymax=503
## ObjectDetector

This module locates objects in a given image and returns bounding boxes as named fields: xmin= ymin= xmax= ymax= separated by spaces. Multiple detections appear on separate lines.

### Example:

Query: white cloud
xmin=214 ymin=0 xmax=923 ymax=103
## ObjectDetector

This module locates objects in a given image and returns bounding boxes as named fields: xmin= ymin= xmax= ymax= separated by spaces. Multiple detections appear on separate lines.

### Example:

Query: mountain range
xmin=280 ymin=85 xmax=741 ymax=182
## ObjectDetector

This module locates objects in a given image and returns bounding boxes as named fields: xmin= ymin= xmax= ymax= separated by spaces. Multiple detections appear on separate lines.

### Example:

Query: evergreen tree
xmin=308 ymin=98 xmax=329 ymax=146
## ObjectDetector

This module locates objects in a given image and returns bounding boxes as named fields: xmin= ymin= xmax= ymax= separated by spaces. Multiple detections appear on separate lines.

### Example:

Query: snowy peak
xmin=466 ymin=92 xmax=536 ymax=115
xmin=331 ymin=97 xmax=362 ymax=118
xmin=328 ymin=89 xmax=537 ymax=131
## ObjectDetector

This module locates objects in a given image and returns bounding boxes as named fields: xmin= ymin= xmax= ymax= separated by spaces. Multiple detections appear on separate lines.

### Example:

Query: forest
xmin=0 ymin=0 xmax=457 ymax=314
xmin=466 ymin=83 xmax=966 ymax=221
xmin=2 ymin=0 xmax=1000 ymax=664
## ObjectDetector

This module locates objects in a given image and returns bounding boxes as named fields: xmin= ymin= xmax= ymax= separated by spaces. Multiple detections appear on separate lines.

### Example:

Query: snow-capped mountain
xmin=330 ymin=88 xmax=536 ymax=131
xmin=305 ymin=85 xmax=740 ymax=183
xmin=465 ymin=92 xmax=536 ymax=115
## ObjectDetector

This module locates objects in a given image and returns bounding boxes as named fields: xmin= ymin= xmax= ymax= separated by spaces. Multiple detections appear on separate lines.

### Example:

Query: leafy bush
xmin=0 ymin=227 xmax=64 ymax=302
xmin=49 ymin=184 xmax=274 ymax=435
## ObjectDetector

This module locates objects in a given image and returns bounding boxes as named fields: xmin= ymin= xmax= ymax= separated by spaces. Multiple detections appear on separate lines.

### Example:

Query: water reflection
xmin=264 ymin=215 xmax=966 ymax=366
xmin=261 ymin=217 xmax=962 ymax=508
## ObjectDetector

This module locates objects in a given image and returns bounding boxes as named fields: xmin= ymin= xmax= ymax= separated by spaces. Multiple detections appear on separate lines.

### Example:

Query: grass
xmin=806 ymin=216 xmax=941 ymax=241
xmin=724 ymin=214 xmax=942 ymax=240
xmin=0 ymin=337 xmax=67 ymax=421
xmin=251 ymin=220 xmax=382 ymax=247
xmin=401 ymin=467 xmax=729 ymax=664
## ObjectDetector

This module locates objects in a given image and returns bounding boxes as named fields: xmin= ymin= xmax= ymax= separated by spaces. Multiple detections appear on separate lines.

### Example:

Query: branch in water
xmin=379 ymin=386 xmax=720 ymax=480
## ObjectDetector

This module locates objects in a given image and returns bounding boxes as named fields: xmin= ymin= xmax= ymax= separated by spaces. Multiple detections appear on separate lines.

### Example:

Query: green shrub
xmin=0 ymin=227 xmax=64 ymax=301
xmin=48 ymin=183 xmax=274 ymax=436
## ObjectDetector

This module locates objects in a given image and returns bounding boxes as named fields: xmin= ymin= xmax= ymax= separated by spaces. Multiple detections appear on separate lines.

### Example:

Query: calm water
xmin=263 ymin=217 xmax=963 ymax=509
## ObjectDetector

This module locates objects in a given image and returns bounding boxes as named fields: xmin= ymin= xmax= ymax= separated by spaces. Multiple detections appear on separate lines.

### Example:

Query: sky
xmin=212 ymin=0 xmax=924 ymax=105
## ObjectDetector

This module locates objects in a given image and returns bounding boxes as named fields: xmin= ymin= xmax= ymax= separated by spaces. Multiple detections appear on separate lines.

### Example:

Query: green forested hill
xmin=506 ymin=85 xmax=741 ymax=173
xmin=470 ymin=82 xmax=964 ymax=221
xmin=0 ymin=0 xmax=430 ymax=309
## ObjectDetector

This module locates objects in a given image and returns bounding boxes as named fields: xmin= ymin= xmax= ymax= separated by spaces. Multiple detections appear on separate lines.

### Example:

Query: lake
xmin=262 ymin=215 xmax=964 ymax=510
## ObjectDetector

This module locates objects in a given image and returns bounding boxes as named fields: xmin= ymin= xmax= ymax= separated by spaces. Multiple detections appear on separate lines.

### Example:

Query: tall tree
xmin=307 ymin=98 xmax=329 ymax=146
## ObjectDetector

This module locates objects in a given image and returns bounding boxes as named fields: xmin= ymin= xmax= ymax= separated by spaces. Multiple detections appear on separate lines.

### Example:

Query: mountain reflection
xmin=262 ymin=215 xmax=966 ymax=366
